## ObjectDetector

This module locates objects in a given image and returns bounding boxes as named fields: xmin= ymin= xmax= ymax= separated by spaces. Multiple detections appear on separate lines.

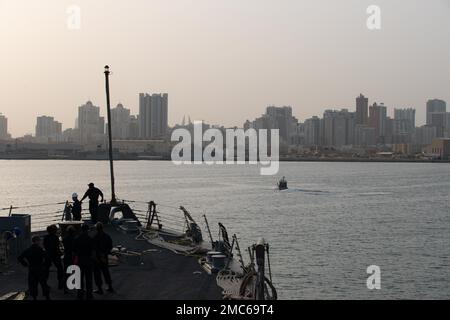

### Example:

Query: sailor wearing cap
xmin=81 ymin=183 xmax=104 ymax=223
xmin=71 ymin=192 xmax=82 ymax=221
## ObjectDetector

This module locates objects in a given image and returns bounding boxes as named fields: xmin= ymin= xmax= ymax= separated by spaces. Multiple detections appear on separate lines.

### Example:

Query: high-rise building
xmin=430 ymin=112 xmax=446 ymax=137
xmin=128 ymin=115 xmax=140 ymax=139
xmin=426 ymin=99 xmax=446 ymax=125
xmin=111 ymin=103 xmax=131 ymax=139
xmin=354 ymin=125 xmax=376 ymax=147
xmin=427 ymin=111 xmax=450 ymax=138
xmin=35 ymin=116 xmax=62 ymax=140
xmin=249 ymin=106 xmax=298 ymax=145
xmin=413 ymin=125 xmax=437 ymax=146
xmin=394 ymin=108 xmax=415 ymax=131
xmin=139 ymin=93 xmax=168 ymax=139
xmin=392 ymin=119 xmax=411 ymax=143
xmin=78 ymin=101 xmax=105 ymax=144
xmin=425 ymin=99 xmax=447 ymax=138
xmin=393 ymin=108 xmax=416 ymax=143
xmin=265 ymin=106 xmax=298 ymax=144
xmin=0 ymin=113 xmax=10 ymax=140
xmin=384 ymin=117 xmax=395 ymax=144
xmin=304 ymin=116 xmax=321 ymax=147
xmin=323 ymin=109 xmax=355 ymax=147
xmin=355 ymin=94 xmax=369 ymax=125
xmin=368 ymin=102 xmax=387 ymax=144
xmin=443 ymin=113 xmax=450 ymax=138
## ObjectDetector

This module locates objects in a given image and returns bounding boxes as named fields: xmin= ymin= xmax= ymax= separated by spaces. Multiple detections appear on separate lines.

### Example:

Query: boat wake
xmin=357 ymin=192 xmax=392 ymax=196
xmin=274 ymin=188 xmax=331 ymax=195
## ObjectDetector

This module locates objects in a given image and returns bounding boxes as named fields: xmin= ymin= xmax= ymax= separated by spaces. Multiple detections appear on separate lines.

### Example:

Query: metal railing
xmin=0 ymin=199 xmax=197 ymax=234
xmin=0 ymin=202 xmax=89 ymax=232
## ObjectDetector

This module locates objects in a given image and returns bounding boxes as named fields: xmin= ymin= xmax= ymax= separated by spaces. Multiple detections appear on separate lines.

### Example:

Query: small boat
xmin=277 ymin=176 xmax=288 ymax=190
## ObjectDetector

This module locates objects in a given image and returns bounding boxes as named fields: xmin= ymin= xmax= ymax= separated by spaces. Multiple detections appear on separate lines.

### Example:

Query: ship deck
xmin=0 ymin=224 xmax=222 ymax=300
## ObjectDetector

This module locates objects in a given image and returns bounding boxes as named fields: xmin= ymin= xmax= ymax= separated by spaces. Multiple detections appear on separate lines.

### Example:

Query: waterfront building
xmin=322 ymin=109 xmax=355 ymax=147
xmin=354 ymin=124 xmax=376 ymax=147
xmin=78 ymin=101 xmax=105 ymax=144
xmin=429 ymin=112 xmax=446 ymax=137
xmin=426 ymin=99 xmax=446 ymax=125
xmin=394 ymin=108 xmax=415 ymax=131
xmin=413 ymin=125 xmax=437 ymax=146
xmin=111 ymin=103 xmax=131 ymax=139
xmin=0 ymin=113 xmax=10 ymax=140
xmin=292 ymin=122 xmax=305 ymax=146
xmin=139 ymin=93 xmax=168 ymax=139
xmin=392 ymin=119 xmax=412 ymax=143
xmin=35 ymin=116 xmax=62 ymax=142
xmin=128 ymin=115 xmax=140 ymax=139
xmin=112 ymin=139 xmax=170 ymax=156
xmin=368 ymin=102 xmax=387 ymax=144
xmin=392 ymin=108 xmax=415 ymax=144
xmin=304 ymin=116 xmax=321 ymax=147
xmin=265 ymin=106 xmax=298 ymax=144
xmin=62 ymin=128 xmax=80 ymax=144
xmin=355 ymin=94 xmax=369 ymax=126
xmin=246 ymin=106 xmax=299 ymax=145
xmin=427 ymin=138 xmax=450 ymax=160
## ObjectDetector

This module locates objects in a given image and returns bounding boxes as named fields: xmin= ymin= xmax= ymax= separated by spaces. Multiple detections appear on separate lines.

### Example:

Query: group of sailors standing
xmin=17 ymin=183 xmax=114 ymax=300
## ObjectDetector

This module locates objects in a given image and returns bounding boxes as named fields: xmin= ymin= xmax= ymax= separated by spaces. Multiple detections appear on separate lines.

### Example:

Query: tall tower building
xmin=426 ymin=99 xmax=446 ymax=125
xmin=430 ymin=112 xmax=446 ymax=137
xmin=413 ymin=125 xmax=437 ymax=146
xmin=304 ymin=116 xmax=321 ymax=147
xmin=111 ymin=103 xmax=131 ymax=139
xmin=369 ymin=102 xmax=387 ymax=144
xmin=393 ymin=108 xmax=416 ymax=143
xmin=128 ymin=115 xmax=140 ymax=139
xmin=354 ymin=125 xmax=376 ymax=147
xmin=139 ymin=93 xmax=168 ymax=139
xmin=355 ymin=94 xmax=369 ymax=125
xmin=322 ymin=109 xmax=355 ymax=147
xmin=0 ymin=113 xmax=9 ymax=139
xmin=78 ymin=101 xmax=105 ymax=144
xmin=394 ymin=108 xmax=416 ymax=130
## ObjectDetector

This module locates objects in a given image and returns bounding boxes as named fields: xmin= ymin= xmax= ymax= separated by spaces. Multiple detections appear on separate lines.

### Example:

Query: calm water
xmin=1 ymin=160 xmax=450 ymax=299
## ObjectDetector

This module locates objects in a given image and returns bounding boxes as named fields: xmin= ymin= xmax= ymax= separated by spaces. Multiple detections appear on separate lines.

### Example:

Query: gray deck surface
xmin=0 ymin=225 xmax=222 ymax=300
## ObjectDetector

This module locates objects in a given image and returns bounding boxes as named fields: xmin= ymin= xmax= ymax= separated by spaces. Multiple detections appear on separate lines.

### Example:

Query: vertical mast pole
xmin=104 ymin=65 xmax=116 ymax=204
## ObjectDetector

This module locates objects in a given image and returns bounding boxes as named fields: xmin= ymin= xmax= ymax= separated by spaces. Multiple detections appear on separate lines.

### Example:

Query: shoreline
xmin=0 ymin=155 xmax=449 ymax=163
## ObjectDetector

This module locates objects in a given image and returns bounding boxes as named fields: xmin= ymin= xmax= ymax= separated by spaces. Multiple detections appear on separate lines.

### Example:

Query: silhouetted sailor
xmin=71 ymin=193 xmax=82 ymax=221
xmin=93 ymin=222 xmax=114 ymax=294
xmin=18 ymin=236 xmax=50 ymax=300
xmin=43 ymin=224 xmax=64 ymax=290
xmin=73 ymin=224 xmax=94 ymax=300
xmin=81 ymin=183 xmax=104 ymax=224
xmin=62 ymin=226 xmax=76 ymax=293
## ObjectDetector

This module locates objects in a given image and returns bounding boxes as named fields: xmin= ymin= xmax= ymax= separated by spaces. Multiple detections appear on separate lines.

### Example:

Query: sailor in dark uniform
xmin=93 ymin=222 xmax=114 ymax=294
xmin=43 ymin=224 xmax=64 ymax=290
xmin=62 ymin=226 xmax=76 ymax=293
xmin=73 ymin=224 xmax=94 ymax=300
xmin=81 ymin=183 xmax=104 ymax=224
xmin=71 ymin=193 xmax=82 ymax=221
xmin=18 ymin=236 xmax=50 ymax=300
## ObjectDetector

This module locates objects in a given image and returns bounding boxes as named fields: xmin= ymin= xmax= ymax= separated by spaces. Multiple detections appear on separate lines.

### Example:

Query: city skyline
xmin=0 ymin=94 xmax=447 ymax=139
xmin=1 ymin=0 xmax=449 ymax=137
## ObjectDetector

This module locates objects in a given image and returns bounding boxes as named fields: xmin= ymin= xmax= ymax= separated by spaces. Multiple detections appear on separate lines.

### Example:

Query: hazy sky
xmin=1 ymin=0 xmax=449 ymax=137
